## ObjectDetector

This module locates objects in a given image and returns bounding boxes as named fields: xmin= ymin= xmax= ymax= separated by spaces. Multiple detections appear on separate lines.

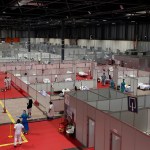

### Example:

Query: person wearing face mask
xmin=20 ymin=110 xmax=29 ymax=134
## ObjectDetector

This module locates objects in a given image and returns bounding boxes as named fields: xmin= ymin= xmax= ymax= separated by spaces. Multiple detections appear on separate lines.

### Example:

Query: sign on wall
xmin=128 ymin=96 xmax=138 ymax=113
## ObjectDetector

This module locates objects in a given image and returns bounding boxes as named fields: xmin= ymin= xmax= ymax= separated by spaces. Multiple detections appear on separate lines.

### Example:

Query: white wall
xmin=77 ymin=39 xmax=134 ymax=52
xmin=49 ymin=38 xmax=61 ymax=45
xmin=19 ymin=38 xmax=135 ymax=53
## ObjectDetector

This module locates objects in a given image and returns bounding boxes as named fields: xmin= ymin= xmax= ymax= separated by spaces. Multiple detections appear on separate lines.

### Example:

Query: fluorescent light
xmin=88 ymin=11 xmax=91 ymax=14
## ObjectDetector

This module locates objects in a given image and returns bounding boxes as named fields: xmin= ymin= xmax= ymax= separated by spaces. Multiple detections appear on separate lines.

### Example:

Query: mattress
xmin=62 ymin=88 xmax=70 ymax=95
xmin=66 ymin=71 xmax=73 ymax=74
xmin=14 ymin=74 xmax=21 ymax=77
xmin=78 ymin=71 xmax=88 ymax=76
xmin=138 ymin=83 xmax=150 ymax=90
xmin=65 ymin=78 xmax=72 ymax=81
xmin=80 ymin=86 xmax=89 ymax=90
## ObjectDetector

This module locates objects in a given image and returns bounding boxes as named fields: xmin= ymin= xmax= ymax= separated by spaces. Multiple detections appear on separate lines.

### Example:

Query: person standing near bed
xmin=27 ymin=98 xmax=33 ymax=117
xmin=101 ymin=73 xmax=106 ymax=86
xmin=121 ymin=79 xmax=126 ymax=92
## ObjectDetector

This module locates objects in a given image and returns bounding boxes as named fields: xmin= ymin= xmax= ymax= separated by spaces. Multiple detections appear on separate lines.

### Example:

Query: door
xmin=87 ymin=118 xmax=95 ymax=148
xmin=110 ymin=132 xmax=121 ymax=150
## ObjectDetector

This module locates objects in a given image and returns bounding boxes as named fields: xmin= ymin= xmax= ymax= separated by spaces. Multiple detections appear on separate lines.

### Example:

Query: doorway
xmin=110 ymin=131 xmax=121 ymax=150
xmin=87 ymin=118 xmax=95 ymax=148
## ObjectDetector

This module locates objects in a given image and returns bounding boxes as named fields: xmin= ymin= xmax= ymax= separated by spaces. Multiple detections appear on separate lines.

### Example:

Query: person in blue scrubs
xmin=121 ymin=79 xmax=126 ymax=92
xmin=20 ymin=110 xmax=29 ymax=134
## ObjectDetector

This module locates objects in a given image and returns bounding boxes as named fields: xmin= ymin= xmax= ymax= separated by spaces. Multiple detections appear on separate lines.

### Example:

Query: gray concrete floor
xmin=137 ymin=89 xmax=150 ymax=96
xmin=0 ymin=98 xmax=46 ymax=124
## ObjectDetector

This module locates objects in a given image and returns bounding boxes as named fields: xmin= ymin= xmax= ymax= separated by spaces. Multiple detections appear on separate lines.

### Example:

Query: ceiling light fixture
xmin=88 ymin=11 xmax=91 ymax=15
xmin=120 ymin=5 xmax=124 ymax=10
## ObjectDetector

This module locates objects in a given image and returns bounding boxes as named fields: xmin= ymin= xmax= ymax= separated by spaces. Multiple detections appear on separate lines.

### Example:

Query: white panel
xmin=138 ymin=96 xmax=145 ymax=108
xmin=120 ymin=111 xmax=134 ymax=126
xmin=134 ymin=109 xmax=148 ymax=132
xmin=110 ymin=99 xmax=122 ymax=112
xmin=97 ymin=100 xmax=109 ymax=111
xmin=147 ymin=109 xmax=150 ymax=132
xmin=87 ymin=101 xmax=97 ymax=107
xmin=138 ymin=76 xmax=150 ymax=84
xmin=122 ymin=97 xmax=128 ymax=111
xmin=145 ymin=95 xmax=150 ymax=107
xmin=77 ymin=40 xmax=133 ymax=53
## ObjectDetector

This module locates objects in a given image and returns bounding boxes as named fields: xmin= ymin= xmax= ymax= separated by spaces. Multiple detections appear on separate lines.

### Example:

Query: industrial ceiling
xmin=0 ymin=0 xmax=150 ymax=29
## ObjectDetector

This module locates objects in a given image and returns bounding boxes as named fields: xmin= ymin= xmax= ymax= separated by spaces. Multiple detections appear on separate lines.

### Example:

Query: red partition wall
xmin=5 ymin=37 xmax=20 ymax=43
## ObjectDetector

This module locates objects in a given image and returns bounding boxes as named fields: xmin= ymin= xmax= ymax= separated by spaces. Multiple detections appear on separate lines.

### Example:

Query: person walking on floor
xmin=14 ymin=119 xmax=24 ymax=147
xmin=47 ymin=101 xmax=55 ymax=120
xmin=20 ymin=110 xmax=29 ymax=134
xmin=27 ymin=98 xmax=33 ymax=117
xmin=4 ymin=77 xmax=8 ymax=90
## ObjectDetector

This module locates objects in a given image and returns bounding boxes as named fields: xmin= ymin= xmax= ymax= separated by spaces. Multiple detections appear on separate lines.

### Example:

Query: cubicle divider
xmin=76 ymin=67 xmax=89 ymax=73
xmin=52 ymin=80 xmax=95 ymax=92
xmin=9 ymin=67 xmax=74 ymax=76
xmin=20 ymin=73 xmax=74 ymax=84
xmin=65 ymin=92 xmax=150 ymax=150
xmin=0 ymin=61 xmax=92 ymax=72
xmin=30 ymin=83 xmax=51 ymax=92
xmin=138 ymin=76 xmax=150 ymax=84
xmin=138 ymin=70 xmax=150 ymax=77
xmin=10 ymin=73 xmax=64 ymax=112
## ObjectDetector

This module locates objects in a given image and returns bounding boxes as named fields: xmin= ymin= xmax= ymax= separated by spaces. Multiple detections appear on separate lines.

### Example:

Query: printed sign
xmin=128 ymin=96 xmax=138 ymax=113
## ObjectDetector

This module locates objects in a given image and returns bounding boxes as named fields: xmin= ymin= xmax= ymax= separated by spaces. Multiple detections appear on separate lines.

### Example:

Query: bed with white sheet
xmin=62 ymin=88 xmax=70 ymax=95
xmin=138 ymin=83 xmax=150 ymax=90
xmin=129 ymin=74 xmax=136 ymax=77
xmin=66 ymin=71 xmax=73 ymax=74
xmin=14 ymin=74 xmax=21 ymax=77
xmin=43 ymin=78 xmax=50 ymax=83
xmin=23 ymin=80 xmax=30 ymax=85
xmin=65 ymin=78 xmax=72 ymax=82
xmin=78 ymin=71 xmax=88 ymax=77
xmin=80 ymin=86 xmax=89 ymax=90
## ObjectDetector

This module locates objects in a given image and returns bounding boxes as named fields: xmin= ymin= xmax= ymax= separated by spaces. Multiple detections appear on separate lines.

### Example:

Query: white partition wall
xmin=65 ymin=90 xmax=150 ymax=150
xmin=113 ymin=66 xmax=119 ymax=86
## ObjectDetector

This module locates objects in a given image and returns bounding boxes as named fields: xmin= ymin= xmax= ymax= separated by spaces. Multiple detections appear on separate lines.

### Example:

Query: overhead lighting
xmin=103 ymin=19 xmax=107 ymax=22
xmin=112 ymin=22 xmax=116 ymax=25
xmin=120 ymin=5 xmax=124 ymax=10
xmin=131 ymin=20 xmax=135 ymax=23
xmin=2 ymin=11 xmax=6 ymax=14
xmin=88 ymin=11 xmax=91 ymax=14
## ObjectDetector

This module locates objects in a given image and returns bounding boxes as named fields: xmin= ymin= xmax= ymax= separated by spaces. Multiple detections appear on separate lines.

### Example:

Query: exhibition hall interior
xmin=0 ymin=0 xmax=150 ymax=150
